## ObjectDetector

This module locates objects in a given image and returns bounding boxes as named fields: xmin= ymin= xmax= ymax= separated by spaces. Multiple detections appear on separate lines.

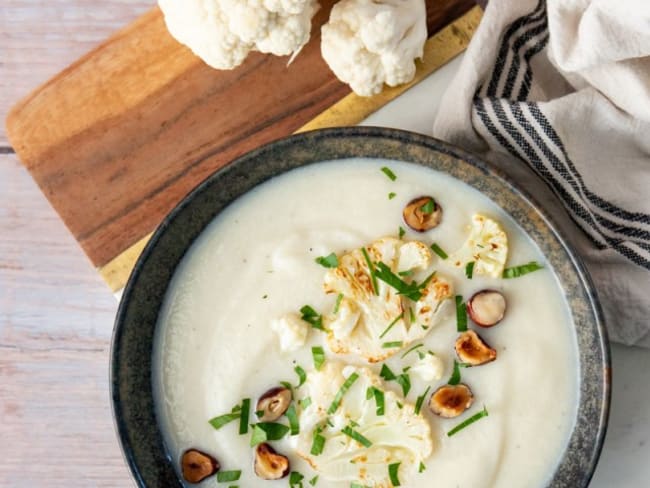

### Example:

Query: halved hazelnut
xmin=403 ymin=196 xmax=443 ymax=232
xmin=256 ymin=386 xmax=292 ymax=422
xmin=429 ymin=384 xmax=474 ymax=418
xmin=254 ymin=442 xmax=290 ymax=480
xmin=467 ymin=290 xmax=506 ymax=327
xmin=181 ymin=448 xmax=220 ymax=483
xmin=455 ymin=330 xmax=497 ymax=366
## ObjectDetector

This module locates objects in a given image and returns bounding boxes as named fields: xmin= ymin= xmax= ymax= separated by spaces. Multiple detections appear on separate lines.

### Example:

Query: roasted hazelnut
xmin=256 ymin=386 xmax=292 ymax=422
xmin=429 ymin=384 xmax=474 ymax=418
xmin=455 ymin=330 xmax=497 ymax=366
xmin=467 ymin=290 xmax=506 ymax=327
xmin=403 ymin=196 xmax=442 ymax=232
xmin=254 ymin=442 xmax=290 ymax=480
xmin=181 ymin=448 xmax=220 ymax=483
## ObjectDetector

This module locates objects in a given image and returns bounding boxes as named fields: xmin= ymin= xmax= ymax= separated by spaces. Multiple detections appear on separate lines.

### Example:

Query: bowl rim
xmin=111 ymin=126 xmax=610 ymax=487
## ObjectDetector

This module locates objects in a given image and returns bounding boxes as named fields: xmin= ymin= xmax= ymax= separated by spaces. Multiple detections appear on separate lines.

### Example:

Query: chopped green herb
xmin=250 ymin=422 xmax=290 ymax=446
xmin=380 ymin=364 xmax=396 ymax=381
xmin=430 ymin=243 xmax=448 ymax=259
xmin=333 ymin=293 xmax=344 ymax=314
xmin=448 ymin=360 xmax=468 ymax=386
xmin=414 ymin=386 xmax=430 ymax=415
xmin=503 ymin=261 xmax=544 ymax=278
xmin=396 ymin=373 xmax=411 ymax=396
xmin=294 ymin=365 xmax=307 ymax=387
xmin=208 ymin=411 xmax=240 ymax=430
xmin=280 ymin=381 xmax=293 ymax=391
xmin=300 ymin=305 xmax=325 ymax=331
xmin=396 ymin=401 xmax=403 ymax=409
xmin=315 ymin=252 xmax=339 ymax=268
xmin=361 ymin=247 xmax=379 ymax=295
xmin=399 ymin=226 xmax=406 ymax=239
xmin=455 ymin=295 xmax=468 ymax=332
xmin=409 ymin=307 xmax=415 ymax=323
xmin=286 ymin=404 xmax=300 ymax=435
xmin=255 ymin=410 xmax=265 ymax=417
xmin=217 ymin=470 xmax=241 ymax=482
xmin=310 ymin=426 xmax=326 ymax=455
xmin=312 ymin=346 xmax=326 ymax=371
xmin=401 ymin=343 xmax=423 ymax=358
xmin=381 ymin=166 xmax=397 ymax=181
xmin=327 ymin=373 xmax=359 ymax=414
xmin=418 ymin=461 xmax=426 ymax=473
xmin=374 ymin=262 xmax=420 ymax=301
xmin=299 ymin=397 xmax=312 ymax=409
xmin=366 ymin=387 xmax=385 ymax=416
xmin=379 ymin=314 xmax=402 ymax=339
xmin=289 ymin=471 xmax=304 ymax=488
xmin=398 ymin=269 xmax=414 ymax=277
xmin=382 ymin=341 xmax=403 ymax=348
xmin=465 ymin=261 xmax=475 ymax=279
xmin=388 ymin=192 xmax=397 ymax=200
xmin=238 ymin=398 xmax=250 ymax=435
xmin=309 ymin=475 xmax=319 ymax=486
xmin=447 ymin=405 xmax=489 ymax=437
xmin=420 ymin=199 xmax=435 ymax=214
xmin=388 ymin=462 xmax=401 ymax=486
xmin=341 ymin=426 xmax=372 ymax=448
xmin=262 ymin=294 xmax=268 ymax=299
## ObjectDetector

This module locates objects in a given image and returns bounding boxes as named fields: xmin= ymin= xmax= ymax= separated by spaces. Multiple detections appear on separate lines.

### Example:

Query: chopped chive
xmin=401 ymin=343 xmax=423 ymax=358
xmin=420 ymin=199 xmax=435 ymax=214
xmin=312 ymin=346 xmax=326 ymax=371
xmin=448 ymin=360 xmax=468 ymax=385
xmin=409 ymin=307 xmax=415 ymax=323
xmin=382 ymin=341 xmax=403 ymax=348
xmin=366 ymin=387 xmax=385 ymax=416
xmin=361 ymin=247 xmax=379 ymax=295
xmin=399 ymin=226 xmax=406 ymax=239
xmin=286 ymin=404 xmax=300 ymax=435
xmin=315 ymin=252 xmax=339 ymax=268
xmin=419 ymin=461 xmax=426 ymax=473
xmin=299 ymin=397 xmax=312 ymax=409
xmin=250 ymin=422 xmax=290 ymax=446
xmin=294 ymin=365 xmax=307 ymax=387
xmin=341 ymin=426 xmax=372 ymax=447
xmin=388 ymin=462 xmax=401 ymax=486
xmin=396 ymin=373 xmax=411 ymax=396
xmin=374 ymin=262 xmax=421 ymax=301
xmin=310 ymin=426 xmax=326 ymax=455
xmin=396 ymin=401 xmax=403 ymax=409
xmin=333 ymin=293 xmax=344 ymax=313
xmin=327 ymin=373 xmax=359 ymax=414
xmin=208 ymin=411 xmax=240 ymax=430
xmin=398 ymin=269 xmax=414 ymax=277
xmin=238 ymin=398 xmax=250 ymax=435
xmin=309 ymin=475 xmax=319 ymax=486
xmin=280 ymin=381 xmax=293 ymax=391
xmin=465 ymin=261 xmax=475 ymax=279
xmin=255 ymin=410 xmax=265 ymax=417
xmin=216 ymin=470 xmax=241 ymax=482
xmin=455 ymin=295 xmax=468 ymax=332
xmin=388 ymin=192 xmax=397 ymax=200
xmin=503 ymin=261 xmax=544 ymax=278
xmin=289 ymin=471 xmax=304 ymax=487
xmin=380 ymin=364 xmax=396 ymax=381
xmin=430 ymin=243 xmax=448 ymax=259
xmin=300 ymin=305 xmax=325 ymax=331
xmin=414 ymin=386 xmax=430 ymax=415
xmin=381 ymin=166 xmax=397 ymax=181
xmin=447 ymin=405 xmax=489 ymax=437
xmin=379 ymin=314 xmax=402 ymax=339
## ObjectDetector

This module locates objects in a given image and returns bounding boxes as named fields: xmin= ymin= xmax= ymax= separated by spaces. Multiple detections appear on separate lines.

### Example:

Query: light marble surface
xmin=1 ymin=2 xmax=649 ymax=487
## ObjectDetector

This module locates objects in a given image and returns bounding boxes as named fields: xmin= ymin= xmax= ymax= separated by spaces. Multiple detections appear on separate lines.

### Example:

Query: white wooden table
xmin=1 ymin=2 xmax=649 ymax=487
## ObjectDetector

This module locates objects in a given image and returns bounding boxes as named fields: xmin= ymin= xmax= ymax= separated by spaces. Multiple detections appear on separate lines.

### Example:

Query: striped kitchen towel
xmin=434 ymin=0 xmax=650 ymax=346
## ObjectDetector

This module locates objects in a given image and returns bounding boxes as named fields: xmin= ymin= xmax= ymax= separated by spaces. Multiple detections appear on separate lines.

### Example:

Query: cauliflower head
xmin=158 ymin=0 xmax=319 ymax=70
xmin=294 ymin=362 xmax=433 ymax=485
xmin=323 ymin=237 xmax=453 ymax=362
xmin=449 ymin=214 xmax=509 ymax=278
xmin=321 ymin=0 xmax=427 ymax=96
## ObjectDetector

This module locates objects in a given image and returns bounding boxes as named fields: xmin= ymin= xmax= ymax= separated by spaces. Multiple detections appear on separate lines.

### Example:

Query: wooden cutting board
xmin=5 ymin=0 xmax=481 ymax=292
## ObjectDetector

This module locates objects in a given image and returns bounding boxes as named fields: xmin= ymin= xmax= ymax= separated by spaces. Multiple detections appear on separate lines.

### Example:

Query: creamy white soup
xmin=153 ymin=159 xmax=578 ymax=487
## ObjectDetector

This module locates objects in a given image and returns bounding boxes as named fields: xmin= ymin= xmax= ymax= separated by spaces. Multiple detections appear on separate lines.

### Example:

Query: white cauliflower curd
xmin=294 ymin=362 xmax=433 ymax=486
xmin=270 ymin=313 xmax=309 ymax=351
xmin=321 ymin=0 xmax=427 ymax=96
xmin=449 ymin=214 xmax=509 ymax=278
xmin=323 ymin=237 xmax=453 ymax=362
xmin=158 ymin=0 xmax=319 ymax=69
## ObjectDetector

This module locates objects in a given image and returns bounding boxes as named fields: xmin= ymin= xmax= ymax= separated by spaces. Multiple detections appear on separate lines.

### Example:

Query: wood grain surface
xmin=6 ymin=0 xmax=475 ymax=272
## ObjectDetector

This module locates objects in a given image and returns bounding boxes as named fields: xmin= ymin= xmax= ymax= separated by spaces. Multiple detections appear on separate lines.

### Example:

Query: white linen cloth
xmin=434 ymin=0 xmax=650 ymax=346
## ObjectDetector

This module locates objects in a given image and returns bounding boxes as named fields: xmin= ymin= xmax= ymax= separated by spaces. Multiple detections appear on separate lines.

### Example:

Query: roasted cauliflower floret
xmin=323 ymin=237 xmax=453 ymax=362
xmin=449 ymin=214 xmax=509 ymax=278
xmin=295 ymin=362 xmax=433 ymax=485
xmin=410 ymin=350 xmax=444 ymax=382
xmin=270 ymin=313 xmax=309 ymax=352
